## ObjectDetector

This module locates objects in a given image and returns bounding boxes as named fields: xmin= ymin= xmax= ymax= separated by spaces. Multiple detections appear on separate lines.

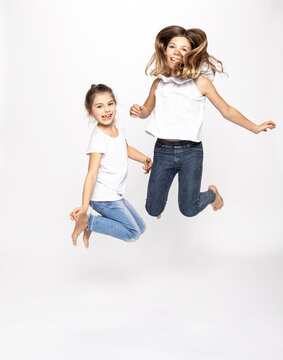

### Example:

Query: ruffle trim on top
xmin=157 ymin=63 xmax=215 ymax=84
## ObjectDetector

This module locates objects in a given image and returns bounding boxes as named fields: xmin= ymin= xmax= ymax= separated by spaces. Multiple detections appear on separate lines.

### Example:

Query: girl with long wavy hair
xmin=130 ymin=25 xmax=275 ymax=219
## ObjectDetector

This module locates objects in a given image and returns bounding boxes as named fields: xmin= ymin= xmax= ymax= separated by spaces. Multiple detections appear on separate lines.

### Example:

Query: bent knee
xmin=145 ymin=204 xmax=164 ymax=217
xmin=179 ymin=206 xmax=199 ymax=218
xmin=126 ymin=229 xmax=141 ymax=242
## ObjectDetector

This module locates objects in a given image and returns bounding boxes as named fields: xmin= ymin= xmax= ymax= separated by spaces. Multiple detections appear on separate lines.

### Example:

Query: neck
xmin=170 ymin=68 xmax=179 ymax=78
xmin=97 ymin=121 xmax=118 ymax=137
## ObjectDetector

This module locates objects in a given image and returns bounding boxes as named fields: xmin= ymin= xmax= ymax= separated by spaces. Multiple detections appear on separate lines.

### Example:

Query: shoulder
xmin=117 ymin=125 xmax=126 ymax=137
xmin=194 ymin=75 xmax=214 ymax=96
xmin=87 ymin=126 xmax=107 ymax=150
xmin=89 ymin=126 xmax=104 ymax=141
xmin=151 ymin=78 xmax=161 ymax=90
xmin=90 ymin=125 xmax=100 ymax=136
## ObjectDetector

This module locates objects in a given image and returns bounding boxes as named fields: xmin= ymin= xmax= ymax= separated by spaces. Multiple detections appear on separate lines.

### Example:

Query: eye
xmin=96 ymin=105 xmax=102 ymax=108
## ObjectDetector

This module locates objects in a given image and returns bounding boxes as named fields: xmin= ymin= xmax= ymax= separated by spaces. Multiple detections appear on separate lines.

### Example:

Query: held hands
xmin=143 ymin=157 xmax=152 ymax=174
xmin=254 ymin=121 xmax=276 ymax=134
xmin=130 ymin=104 xmax=147 ymax=118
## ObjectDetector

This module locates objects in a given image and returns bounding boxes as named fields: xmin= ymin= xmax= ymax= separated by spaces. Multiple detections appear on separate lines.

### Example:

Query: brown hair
xmin=84 ymin=84 xmax=116 ymax=115
xmin=146 ymin=25 xmax=225 ymax=79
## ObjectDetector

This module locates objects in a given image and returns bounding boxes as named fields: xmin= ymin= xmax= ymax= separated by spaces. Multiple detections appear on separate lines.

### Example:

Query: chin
xmin=101 ymin=119 xmax=114 ymax=126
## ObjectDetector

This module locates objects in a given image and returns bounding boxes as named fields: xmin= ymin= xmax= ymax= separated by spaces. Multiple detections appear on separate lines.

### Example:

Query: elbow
xmin=222 ymin=105 xmax=234 ymax=120
xmin=86 ymin=170 xmax=97 ymax=179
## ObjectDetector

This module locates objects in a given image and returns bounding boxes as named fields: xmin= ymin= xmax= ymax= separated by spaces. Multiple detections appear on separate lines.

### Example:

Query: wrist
xmin=141 ymin=106 xmax=150 ymax=119
xmin=252 ymin=124 xmax=259 ymax=134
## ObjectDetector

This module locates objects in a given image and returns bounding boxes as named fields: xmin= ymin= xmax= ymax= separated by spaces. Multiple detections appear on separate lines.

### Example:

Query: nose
xmin=173 ymin=48 xmax=181 ymax=57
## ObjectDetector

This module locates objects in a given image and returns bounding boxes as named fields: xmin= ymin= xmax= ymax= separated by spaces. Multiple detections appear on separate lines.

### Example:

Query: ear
xmin=87 ymin=109 xmax=94 ymax=117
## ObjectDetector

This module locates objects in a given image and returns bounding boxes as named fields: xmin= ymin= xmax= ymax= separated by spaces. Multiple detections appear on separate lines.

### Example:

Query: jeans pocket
xmin=191 ymin=142 xmax=203 ymax=151
xmin=155 ymin=142 xmax=164 ymax=150
xmin=90 ymin=201 xmax=107 ymax=212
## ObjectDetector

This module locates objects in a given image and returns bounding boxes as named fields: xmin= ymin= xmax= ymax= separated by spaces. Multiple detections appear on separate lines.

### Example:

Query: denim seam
xmin=88 ymin=215 xmax=96 ymax=231
xmin=208 ymin=189 xmax=217 ymax=204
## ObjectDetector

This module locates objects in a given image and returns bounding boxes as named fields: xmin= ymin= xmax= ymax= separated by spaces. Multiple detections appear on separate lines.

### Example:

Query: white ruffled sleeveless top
xmin=145 ymin=68 xmax=214 ymax=142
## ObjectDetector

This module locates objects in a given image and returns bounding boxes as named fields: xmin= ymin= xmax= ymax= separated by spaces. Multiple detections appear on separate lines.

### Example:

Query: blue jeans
xmin=88 ymin=198 xmax=146 ymax=242
xmin=145 ymin=139 xmax=216 ymax=217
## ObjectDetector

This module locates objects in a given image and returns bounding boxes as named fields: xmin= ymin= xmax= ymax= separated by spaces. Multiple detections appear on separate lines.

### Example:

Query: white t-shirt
xmin=86 ymin=125 xmax=128 ymax=201
xmin=145 ymin=64 xmax=215 ymax=142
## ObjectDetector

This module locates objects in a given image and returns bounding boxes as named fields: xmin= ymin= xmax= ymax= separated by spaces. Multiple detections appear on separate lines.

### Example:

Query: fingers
xmin=142 ymin=158 xmax=152 ymax=174
xmin=130 ymin=104 xmax=142 ymax=118
xmin=70 ymin=212 xmax=79 ymax=221
xmin=267 ymin=120 xmax=276 ymax=127
xmin=73 ymin=210 xmax=82 ymax=219
xmin=69 ymin=212 xmax=75 ymax=221
xmin=71 ymin=208 xmax=83 ymax=220
xmin=258 ymin=121 xmax=276 ymax=133
xmin=267 ymin=124 xmax=275 ymax=130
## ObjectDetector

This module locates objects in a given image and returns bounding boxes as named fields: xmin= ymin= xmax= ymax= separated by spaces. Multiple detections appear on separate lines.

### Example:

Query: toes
xmin=83 ymin=239 xmax=89 ymax=248
xmin=83 ymin=229 xmax=91 ymax=248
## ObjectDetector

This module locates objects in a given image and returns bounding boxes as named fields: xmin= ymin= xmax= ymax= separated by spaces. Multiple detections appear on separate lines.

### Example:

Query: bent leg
xmin=122 ymin=198 xmax=146 ymax=235
xmin=145 ymin=147 xmax=176 ymax=217
xmin=178 ymin=144 xmax=216 ymax=217
xmin=88 ymin=200 xmax=141 ymax=242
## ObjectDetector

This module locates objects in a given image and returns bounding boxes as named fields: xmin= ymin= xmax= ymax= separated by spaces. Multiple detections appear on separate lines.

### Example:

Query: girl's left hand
xmin=255 ymin=121 xmax=276 ymax=134
xmin=143 ymin=158 xmax=152 ymax=174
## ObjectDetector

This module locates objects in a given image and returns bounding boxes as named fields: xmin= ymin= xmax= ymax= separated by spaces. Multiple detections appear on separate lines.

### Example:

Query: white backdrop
xmin=1 ymin=0 xmax=283 ymax=359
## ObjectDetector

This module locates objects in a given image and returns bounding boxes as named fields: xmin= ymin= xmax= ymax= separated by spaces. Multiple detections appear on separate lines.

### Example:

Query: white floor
xmin=1 ymin=256 xmax=282 ymax=360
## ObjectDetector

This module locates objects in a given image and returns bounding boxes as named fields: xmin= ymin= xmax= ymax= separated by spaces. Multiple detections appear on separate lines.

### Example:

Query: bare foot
xmin=83 ymin=229 xmax=91 ymax=248
xmin=208 ymin=185 xmax=224 ymax=211
xmin=72 ymin=213 xmax=89 ymax=247
xmin=157 ymin=214 xmax=162 ymax=219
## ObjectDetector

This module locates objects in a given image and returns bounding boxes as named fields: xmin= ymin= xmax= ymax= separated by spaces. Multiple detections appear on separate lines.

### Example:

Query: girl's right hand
xmin=254 ymin=121 xmax=276 ymax=134
xmin=130 ymin=104 xmax=144 ymax=118
xmin=69 ymin=207 xmax=86 ymax=221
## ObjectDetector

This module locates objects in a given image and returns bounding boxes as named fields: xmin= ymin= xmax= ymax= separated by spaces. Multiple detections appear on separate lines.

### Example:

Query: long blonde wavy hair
xmin=146 ymin=25 xmax=225 ymax=79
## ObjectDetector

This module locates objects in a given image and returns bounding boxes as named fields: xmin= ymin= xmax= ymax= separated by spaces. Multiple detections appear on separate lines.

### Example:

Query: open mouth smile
xmin=102 ymin=114 xmax=113 ymax=119
xmin=170 ymin=57 xmax=182 ymax=62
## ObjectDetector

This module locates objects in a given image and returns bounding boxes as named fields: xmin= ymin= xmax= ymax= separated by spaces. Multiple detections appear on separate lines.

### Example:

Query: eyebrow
xmin=169 ymin=42 xmax=189 ymax=48
xmin=94 ymin=100 xmax=114 ymax=106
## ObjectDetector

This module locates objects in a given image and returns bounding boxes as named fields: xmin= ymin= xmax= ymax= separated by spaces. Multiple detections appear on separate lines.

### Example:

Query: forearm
xmin=127 ymin=145 xmax=148 ymax=163
xmin=140 ymin=105 xmax=151 ymax=119
xmin=81 ymin=172 xmax=97 ymax=211
xmin=224 ymin=107 xmax=258 ymax=133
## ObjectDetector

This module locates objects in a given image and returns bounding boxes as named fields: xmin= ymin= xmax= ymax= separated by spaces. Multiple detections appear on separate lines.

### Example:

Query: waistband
xmin=156 ymin=138 xmax=201 ymax=148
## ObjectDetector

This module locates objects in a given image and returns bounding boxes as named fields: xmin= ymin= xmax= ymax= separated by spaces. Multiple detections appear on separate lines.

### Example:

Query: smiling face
xmin=165 ymin=36 xmax=191 ymax=70
xmin=90 ymin=92 xmax=116 ymax=126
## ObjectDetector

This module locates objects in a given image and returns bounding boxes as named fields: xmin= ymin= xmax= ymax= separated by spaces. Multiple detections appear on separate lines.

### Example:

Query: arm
xmin=127 ymin=144 xmax=152 ymax=173
xmin=70 ymin=153 xmax=102 ymax=219
xmin=195 ymin=75 xmax=276 ymax=134
xmin=130 ymin=79 xmax=161 ymax=119
xmin=81 ymin=153 xmax=102 ymax=210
